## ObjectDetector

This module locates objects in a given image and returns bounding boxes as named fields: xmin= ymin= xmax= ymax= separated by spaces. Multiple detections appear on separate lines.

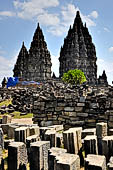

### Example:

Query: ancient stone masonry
xmin=98 ymin=70 xmax=108 ymax=86
xmin=13 ymin=23 xmax=52 ymax=81
xmin=13 ymin=42 xmax=29 ymax=79
xmin=59 ymin=11 xmax=97 ymax=84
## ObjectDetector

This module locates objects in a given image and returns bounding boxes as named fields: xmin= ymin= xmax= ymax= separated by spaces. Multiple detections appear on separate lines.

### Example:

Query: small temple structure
xmin=13 ymin=23 xmax=52 ymax=82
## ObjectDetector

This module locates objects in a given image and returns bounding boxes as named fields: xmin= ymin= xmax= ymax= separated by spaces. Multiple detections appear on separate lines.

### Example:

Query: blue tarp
xmin=7 ymin=77 xmax=19 ymax=88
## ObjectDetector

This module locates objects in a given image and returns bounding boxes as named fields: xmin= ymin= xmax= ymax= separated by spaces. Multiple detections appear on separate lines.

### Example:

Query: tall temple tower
xmin=59 ymin=11 xmax=97 ymax=84
xmin=13 ymin=23 xmax=52 ymax=81
xmin=13 ymin=42 xmax=29 ymax=79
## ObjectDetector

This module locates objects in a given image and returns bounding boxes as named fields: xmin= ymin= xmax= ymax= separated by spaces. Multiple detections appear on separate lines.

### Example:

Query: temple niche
xmin=13 ymin=23 xmax=52 ymax=82
xmin=59 ymin=11 xmax=97 ymax=84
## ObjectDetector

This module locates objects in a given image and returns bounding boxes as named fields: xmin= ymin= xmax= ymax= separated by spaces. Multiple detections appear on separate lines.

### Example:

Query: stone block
xmin=30 ymin=141 xmax=50 ymax=170
xmin=48 ymin=147 xmax=67 ymax=170
xmin=63 ymin=127 xmax=82 ymax=154
xmin=109 ymin=129 xmax=113 ymax=136
xmin=48 ymin=125 xmax=63 ymax=132
xmin=84 ymin=135 xmax=98 ymax=156
xmin=76 ymin=112 xmax=88 ymax=117
xmin=75 ymin=107 xmax=83 ymax=112
xmin=96 ymin=122 xmax=107 ymax=138
xmin=77 ymin=103 xmax=85 ymax=107
xmin=29 ymin=126 xmax=40 ymax=136
xmin=85 ymin=154 xmax=106 ymax=170
xmin=82 ymin=128 xmax=96 ymax=139
xmin=8 ymin=125 xmax=18 ymax=139
xmin=102 ymin=136 xmax=113 ymax=162
xmin=45 ymin=129 xmax=56 ymax=147
xmin=8 ymin=142 xmax=28 ymax=170
xmin=15 ymin=127 xmax=29 ymax=143
xmin=108 ymin=157 xmax=113 ymax=170
xmin=55 ymin=153 xmax=80 ymax=170
xmin=2 ymin=115 xmax=12 ymax=124
xmin=0 ymin=128 xmax=4 ymax=149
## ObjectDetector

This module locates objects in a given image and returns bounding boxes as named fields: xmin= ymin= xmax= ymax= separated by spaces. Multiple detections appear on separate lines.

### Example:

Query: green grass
xmin=12 ymin=111 xmax=33 ymax=119
xmin=0 ymin=99 xmax=12 ymax=108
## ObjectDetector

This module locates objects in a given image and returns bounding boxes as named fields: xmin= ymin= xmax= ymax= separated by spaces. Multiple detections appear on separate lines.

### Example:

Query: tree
xmin=62 ymin=69 xmax=86 ymax=85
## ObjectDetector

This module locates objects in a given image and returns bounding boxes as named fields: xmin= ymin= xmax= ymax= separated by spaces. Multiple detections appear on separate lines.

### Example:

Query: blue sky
xmin=0 ymin=0 xmax=113 ymax=84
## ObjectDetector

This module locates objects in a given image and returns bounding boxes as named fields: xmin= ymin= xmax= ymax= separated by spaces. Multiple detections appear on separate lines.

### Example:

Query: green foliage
xmin=62 ymin=69 xmax=86 ymax=85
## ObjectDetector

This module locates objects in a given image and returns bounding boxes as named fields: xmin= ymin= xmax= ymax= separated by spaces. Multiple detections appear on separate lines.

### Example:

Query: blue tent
xmin=7 ymin=77 xmax=19 ymax=88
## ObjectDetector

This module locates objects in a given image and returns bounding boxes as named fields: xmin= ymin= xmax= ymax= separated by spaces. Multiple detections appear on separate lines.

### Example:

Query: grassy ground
xmin=0 ymin=99 xmax=12 ymax=107
xmin=12 ymin=112 xmax=33 ymax=119
xmin=0 ymin=99 xmax=33 ymax=119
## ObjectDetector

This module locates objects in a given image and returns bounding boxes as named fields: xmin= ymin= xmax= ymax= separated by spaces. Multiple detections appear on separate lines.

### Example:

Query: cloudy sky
xmin=0 ymin=0 xmax=113 ymax=84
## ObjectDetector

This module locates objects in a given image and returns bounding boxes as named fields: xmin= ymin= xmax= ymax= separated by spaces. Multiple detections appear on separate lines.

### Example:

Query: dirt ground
xmin=11 ymin=118 xmax=33 ymax=124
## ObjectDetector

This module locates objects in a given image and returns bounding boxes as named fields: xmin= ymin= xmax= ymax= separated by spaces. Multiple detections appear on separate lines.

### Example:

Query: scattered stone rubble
xmin=0 ymin=121 xmax=113 ymax=169
xmin=1 ymin=81 xmax=113 ymax=129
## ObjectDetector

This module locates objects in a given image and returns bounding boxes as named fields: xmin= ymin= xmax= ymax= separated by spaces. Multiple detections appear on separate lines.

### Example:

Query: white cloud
xmin=104 ymin=27 xmax=110 ymax=32
xmin=0 ymin=1 xmax=98 ymax=36
xmin=109 ymin=47 xmax=113 ymax=52
xmin=38 ymin=13 xmax=60 ymax=26
xmin=89 ymin=11 xmax=98 ymax=19
xmin=61 ymin=4 xmax=97 ymax=28
xmin=0 ymin=11 xmax=16 ymax=17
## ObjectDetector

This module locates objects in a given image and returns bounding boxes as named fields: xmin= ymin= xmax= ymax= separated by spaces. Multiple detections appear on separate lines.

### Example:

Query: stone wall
xmin=1 ymin=81 xmax=113 ymax=129
xmin=32 ymin=81 xmax=113 ymax=129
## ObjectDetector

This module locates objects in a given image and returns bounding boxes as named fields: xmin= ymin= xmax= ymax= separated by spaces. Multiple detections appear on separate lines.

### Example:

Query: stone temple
xmin=13 ymin=11 xmax=107 ymax=85
xmin=59 ymin=11 xmax=97 ymax=84
xmin=13 ymin=23 xmax=52 ymax=81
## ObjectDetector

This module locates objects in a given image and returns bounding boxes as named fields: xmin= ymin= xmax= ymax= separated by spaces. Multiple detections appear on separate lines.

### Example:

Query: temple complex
xmin=59 ymin=11 xmax=97 ymax=84
xmin=13 ymin=11 xmax=108 ymax=85
xmin=13 ymin=23 xmax=52 ymax=82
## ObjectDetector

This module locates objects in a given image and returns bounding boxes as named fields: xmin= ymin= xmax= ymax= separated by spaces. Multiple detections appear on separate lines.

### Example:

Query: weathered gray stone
xmin=82 ymin=128 xmax=96 ymax=139
xmin=45 ymin=129 xmax=56 ymax=147
xmin=0 ymin=128 xmax=4 ymax=149
xmin=108 ymin=157 xmax=113 ymax=170
xmin=8 ymin=142 xmax=28 ymax=170
xmin=30 ymin=141 xmax=50 ymax=170
xmin=2 ymin=115 xmax=12 ymax=124
xmin=15 ymin=127 xmax=29 ymax=143
xmin=55 ymin=153 xmax=80 ymax=170
xmin=102 ymin=136 xmax=113 ymax=162
xmin=48 ymin=147 xmax=67 ymax=170
xmin=85 ymin=154 xmax=106 ymax=170
xmin=63 ymin=127 xmax=82 ymax=154
xmin=84 ymin=135 xmax=98 ymax=156
xmin=96 ymin=123 xmax=107 ymax=138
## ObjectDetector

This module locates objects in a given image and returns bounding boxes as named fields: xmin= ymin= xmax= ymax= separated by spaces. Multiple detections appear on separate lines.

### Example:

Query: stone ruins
xmin=13 ymin=11 xmax=108 ymax=85
xmin=0 ymin=10 xmax=113 ymax=170
xmin=13 ymin=23 xmax=52 ymax=82
xmin=59 ymin=11 xmax=97 ymax=84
